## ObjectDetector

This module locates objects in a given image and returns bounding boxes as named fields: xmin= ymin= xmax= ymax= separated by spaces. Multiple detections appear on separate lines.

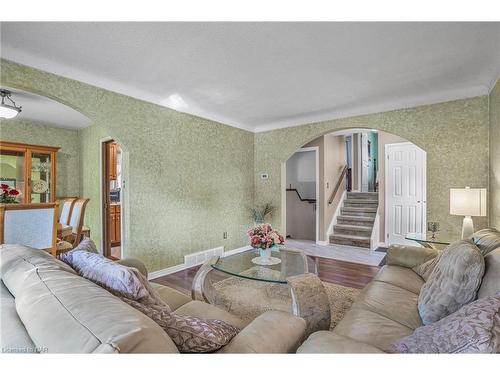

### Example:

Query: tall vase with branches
xmin=251 ymin=203 xmax=275 ymax=224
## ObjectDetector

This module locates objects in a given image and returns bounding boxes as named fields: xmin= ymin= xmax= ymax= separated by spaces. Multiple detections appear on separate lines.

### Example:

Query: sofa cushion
xmin=0 ymin=245 xmax=178 ymax=353
xmin=353 ymin=280 xmax=422 ymax=329
xmin=0 ymin=280 xmax=37 ymax=353
xmin=61 ymin=250 xmax=168 ymax=308
xmin=150 ymin=282 xmax=191 ymax=311
xmin=333 ymin=307 xmax=413 ymax=352
xmin=122 ymin=297 xmax=239 ymax=353
xmin=412 ymin=253 xmax=441 ymax=281
xmin=392 ymin=293 xmax=500 ymax=353
xmin=297 ymin=332 xmax=385 ymax=353
xmin=174 ymin=300 xmax=246 ymax=330
xmin=374 ymin=265 xmax=425 ymax=294
xmin=218 ymin=311 xmax=306 ymax=353
xmin=469 ymin=228 xmax=500 ymax=255
xmin=418 ymin=240 xmax=485 ymax=325
xmin=478 ymin=247 xmax=500 ymax=298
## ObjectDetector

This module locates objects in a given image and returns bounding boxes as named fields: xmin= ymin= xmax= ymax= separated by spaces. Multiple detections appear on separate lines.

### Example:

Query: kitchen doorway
xmin=102 ymin=139 xmax=123 ymax=259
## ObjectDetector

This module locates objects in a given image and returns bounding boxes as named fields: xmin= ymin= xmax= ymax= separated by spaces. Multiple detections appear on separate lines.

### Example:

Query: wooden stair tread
xmin=330 ymin=233 xmax=371 ymax=240
xmin=338 ymin=215 xmax=375 ymax=221
xmin=341 ymin=207 xmax=377 ymax=212
xmin=334 ymin=224 xmax=373 ymax=231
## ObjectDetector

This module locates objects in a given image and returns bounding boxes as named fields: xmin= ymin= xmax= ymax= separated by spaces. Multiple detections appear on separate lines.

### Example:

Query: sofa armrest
xmin=386 ymin=245 xmax=439 ymax=268
xmin=115 ymin=258 xmax=148 ymax=277
xmin=297 ymin=332 xmax=385 ymax=353
xmin=218 ymin=311 xmax=306 ymax=353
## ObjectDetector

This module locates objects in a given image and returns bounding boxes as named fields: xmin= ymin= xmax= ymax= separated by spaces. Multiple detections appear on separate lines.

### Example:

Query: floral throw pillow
xmin=391 ymin=293 xmax=500 ymax=353
xmin=122 ymin=297 xmax=240 ymax=353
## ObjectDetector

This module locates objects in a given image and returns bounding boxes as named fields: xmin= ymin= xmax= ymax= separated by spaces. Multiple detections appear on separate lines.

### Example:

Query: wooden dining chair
xmin=59 ymin=197 xmax=77 ymax=225
xmin=0 ymin=202 xmax=59 ymax=256
xmin=57 ymin=198 xmax=90 ymax=254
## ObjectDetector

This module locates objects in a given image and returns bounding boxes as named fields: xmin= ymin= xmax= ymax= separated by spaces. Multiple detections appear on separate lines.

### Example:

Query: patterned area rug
xmin=211 ymin=277 xmax=360 ymax=330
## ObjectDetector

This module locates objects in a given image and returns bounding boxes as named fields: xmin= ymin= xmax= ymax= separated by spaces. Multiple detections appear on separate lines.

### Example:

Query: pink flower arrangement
xmin=247 ymin=223 xmax=284 ymax=250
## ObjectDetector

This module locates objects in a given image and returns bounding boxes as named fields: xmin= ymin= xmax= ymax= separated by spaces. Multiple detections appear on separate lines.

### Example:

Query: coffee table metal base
xmin=192 ymin=256 xmax=331 ymax=335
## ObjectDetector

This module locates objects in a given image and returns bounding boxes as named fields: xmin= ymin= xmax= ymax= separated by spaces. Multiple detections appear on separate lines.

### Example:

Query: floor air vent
xmin=184 ymin=246 xmax=224 ymax=267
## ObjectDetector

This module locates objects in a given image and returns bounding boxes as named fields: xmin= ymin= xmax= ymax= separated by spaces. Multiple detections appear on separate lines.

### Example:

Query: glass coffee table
xmin=405 ymin=232 xmax=457 ymax=249
xmin=191 ymin=247 xmax=330 ymax=335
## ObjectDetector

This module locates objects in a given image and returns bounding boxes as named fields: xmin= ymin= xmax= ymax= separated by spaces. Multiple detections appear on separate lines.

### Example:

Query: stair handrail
xmin=328 ymin=165 xmax=348 ymax=205
xmin=286 ymin=188 xmax=316 ymax=203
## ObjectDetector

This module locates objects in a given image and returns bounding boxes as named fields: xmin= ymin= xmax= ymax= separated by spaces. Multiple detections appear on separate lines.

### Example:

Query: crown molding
xmin=2 ymin=53 xmax=494 ymax=134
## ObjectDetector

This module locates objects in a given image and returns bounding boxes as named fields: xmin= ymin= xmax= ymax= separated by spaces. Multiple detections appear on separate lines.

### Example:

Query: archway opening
xmin=282 ymin=127 xmax=427 ymax=264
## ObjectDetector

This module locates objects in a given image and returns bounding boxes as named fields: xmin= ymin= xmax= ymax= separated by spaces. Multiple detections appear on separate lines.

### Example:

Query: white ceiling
xmin=1 ymin=22 xmax=499 ymax=132
xmin=1 ymin=88 xmax=91 ymax=129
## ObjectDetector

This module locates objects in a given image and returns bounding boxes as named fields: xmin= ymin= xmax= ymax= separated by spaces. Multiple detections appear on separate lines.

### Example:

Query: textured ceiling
xmin=1 ymin=22 xmax=499 ymax=131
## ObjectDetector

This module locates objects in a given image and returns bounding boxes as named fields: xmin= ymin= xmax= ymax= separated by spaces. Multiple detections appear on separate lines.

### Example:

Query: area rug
xmin=211 ymin=277 xmax=360 ymax=330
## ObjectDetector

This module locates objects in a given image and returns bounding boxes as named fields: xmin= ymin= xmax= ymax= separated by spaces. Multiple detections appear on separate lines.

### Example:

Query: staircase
xmin=329 ymin=192 xmax=378 ymax=248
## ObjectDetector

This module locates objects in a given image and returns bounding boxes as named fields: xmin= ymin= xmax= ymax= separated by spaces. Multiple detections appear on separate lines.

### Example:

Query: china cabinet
xmin=0 ymin=141 xmax=59 ymax=203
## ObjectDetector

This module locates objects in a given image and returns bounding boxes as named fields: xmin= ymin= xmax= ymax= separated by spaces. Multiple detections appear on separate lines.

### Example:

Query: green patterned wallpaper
xmin=1 ymin=59 xmax=254 ymax=272
xmin=254 ymin=96 xmax=490 ymax=238
xmin=490 ymin=79 xmax=500 ymax=230
xmin=0 ymin=118 xmax=80 ymax=198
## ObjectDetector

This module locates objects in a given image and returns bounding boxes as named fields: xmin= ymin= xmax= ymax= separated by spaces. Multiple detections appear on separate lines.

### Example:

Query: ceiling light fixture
xmin=0 ymin=89 xmax=22 ymax=119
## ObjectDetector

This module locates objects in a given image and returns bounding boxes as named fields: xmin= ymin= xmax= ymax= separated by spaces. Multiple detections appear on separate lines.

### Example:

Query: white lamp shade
xmin=450 ymin=188 xmax=487 ymax=217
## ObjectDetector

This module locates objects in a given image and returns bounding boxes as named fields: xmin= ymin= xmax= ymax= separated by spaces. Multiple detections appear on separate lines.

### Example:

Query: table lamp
xmin=450 ymin=187 xmax=487 ymax=239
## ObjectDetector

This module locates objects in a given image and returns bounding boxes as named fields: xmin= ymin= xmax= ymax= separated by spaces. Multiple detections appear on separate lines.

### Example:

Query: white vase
xmin=259 ymin=247 xmax=272 ymax=260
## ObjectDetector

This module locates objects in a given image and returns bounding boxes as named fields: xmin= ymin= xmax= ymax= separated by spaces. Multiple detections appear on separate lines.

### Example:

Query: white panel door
xmin=361 ymin=133 xmax=369 ymax=192
xmin=386 ymin=143 xmax=426 ymax=246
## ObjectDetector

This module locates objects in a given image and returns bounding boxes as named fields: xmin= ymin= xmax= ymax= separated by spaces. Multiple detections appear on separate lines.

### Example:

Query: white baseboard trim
xmin=223 ymin=245 xmax=252 ymax=257
xmin=315 ymin=240 xmax=329 ymax=246
xmin=148 ymin=245 xmax=252 ymax=280
xmin=148 ymin=263 xmax=189 ymax=280
xmin=377 ymin=242 xmax=389 ymax=248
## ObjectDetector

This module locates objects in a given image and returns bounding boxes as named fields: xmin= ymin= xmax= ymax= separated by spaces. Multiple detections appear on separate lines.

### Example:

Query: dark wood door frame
xmin=102 ymin=140 xmax=113 ymax=258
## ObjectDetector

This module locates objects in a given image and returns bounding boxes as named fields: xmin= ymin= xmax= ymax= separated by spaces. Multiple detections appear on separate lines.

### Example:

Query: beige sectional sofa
xmin=297 ymin=230 xmax=500 ymax=353
xmin=0 ymin=244 xmax=306 ymax=353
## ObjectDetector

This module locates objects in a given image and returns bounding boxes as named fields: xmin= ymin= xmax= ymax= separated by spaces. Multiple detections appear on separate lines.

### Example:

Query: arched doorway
xmin=282 ymin=128 xmax=427 ymax=262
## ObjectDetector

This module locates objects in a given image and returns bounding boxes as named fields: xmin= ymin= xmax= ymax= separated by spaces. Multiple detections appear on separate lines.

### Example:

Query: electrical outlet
xmin=223 ymin=232 xmax=228 ymax=239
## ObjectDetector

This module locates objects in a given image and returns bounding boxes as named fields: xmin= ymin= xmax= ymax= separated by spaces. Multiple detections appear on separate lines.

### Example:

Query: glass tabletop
xmin=405 ymin=231 xmax=457 ymax=245
xmin=211 ymin=247 xmax=311 ymax=284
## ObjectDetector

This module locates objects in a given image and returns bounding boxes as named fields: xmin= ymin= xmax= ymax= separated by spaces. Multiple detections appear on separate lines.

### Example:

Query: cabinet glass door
xmin=0 ymin=148 xmax=26 ymax=203
xmin=30 ymin=151 xmax=52 ymax=203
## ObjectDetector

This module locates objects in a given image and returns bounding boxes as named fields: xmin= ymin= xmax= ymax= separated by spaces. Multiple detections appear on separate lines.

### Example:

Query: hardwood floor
xmin=152 ymin=255 xmax=380 ymax=295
